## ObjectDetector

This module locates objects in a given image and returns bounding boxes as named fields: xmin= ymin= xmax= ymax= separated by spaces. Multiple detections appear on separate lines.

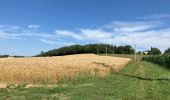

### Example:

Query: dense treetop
xmin=36 ymin=44 xmax=135 ymax=57
xmin=148 ymin=47 xmax=161 ymax=55
xmin=164 ymin=48 xmax=170 ymax=55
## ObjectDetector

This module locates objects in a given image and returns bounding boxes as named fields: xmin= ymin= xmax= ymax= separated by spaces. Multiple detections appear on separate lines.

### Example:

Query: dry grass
xmin=0 ymin=54 xmax=131 ymax=84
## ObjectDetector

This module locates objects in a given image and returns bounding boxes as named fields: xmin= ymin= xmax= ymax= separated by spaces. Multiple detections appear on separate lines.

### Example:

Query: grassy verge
xmin=142 ymin=55 xmax=170 ymax=68
xmin=99 ymin=54 xmax=148 ymax=61
xmin=0 ymin=55 xmax=170 ymax=100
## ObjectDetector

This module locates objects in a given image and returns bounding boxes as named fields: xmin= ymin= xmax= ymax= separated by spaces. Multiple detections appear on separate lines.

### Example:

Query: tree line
xmin=0 ymin=55 xmax=24 ymax=58
xmin=0 ymin=55 xmax=10 ymax=58
xmin=36 ymin=44 xmax=135 ymax=57
xmin=139 ymin=47 xmax=170 ymax=55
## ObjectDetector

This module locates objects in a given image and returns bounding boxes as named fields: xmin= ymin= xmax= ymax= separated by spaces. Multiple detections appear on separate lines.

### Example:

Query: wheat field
xmin=0 ymin=54 xmax=131 ymax=85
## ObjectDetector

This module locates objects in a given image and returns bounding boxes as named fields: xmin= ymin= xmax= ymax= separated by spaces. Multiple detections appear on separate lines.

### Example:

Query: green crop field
xmin=0 ymin=54 xmax=170 ymax=100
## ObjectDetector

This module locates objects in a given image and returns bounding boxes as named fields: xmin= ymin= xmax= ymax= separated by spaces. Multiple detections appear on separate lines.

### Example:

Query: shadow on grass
xmin=116 ymin=73 xmax=170 ymax=81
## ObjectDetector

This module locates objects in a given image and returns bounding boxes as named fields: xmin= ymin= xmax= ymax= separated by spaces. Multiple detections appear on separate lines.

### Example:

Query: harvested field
xmin=0 ymin=54 xmax=131 ymax=84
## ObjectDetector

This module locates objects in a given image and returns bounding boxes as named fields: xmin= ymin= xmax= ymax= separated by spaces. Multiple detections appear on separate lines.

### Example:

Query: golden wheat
xmin=0 ymin=54 xmax=131 ymax=84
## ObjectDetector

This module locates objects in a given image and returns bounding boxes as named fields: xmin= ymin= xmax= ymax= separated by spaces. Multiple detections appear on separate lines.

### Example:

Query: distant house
xmin=7 ymin=56 xmax=14 ymax=58
xmin=143 ymin=51 xmax=149 ymax=55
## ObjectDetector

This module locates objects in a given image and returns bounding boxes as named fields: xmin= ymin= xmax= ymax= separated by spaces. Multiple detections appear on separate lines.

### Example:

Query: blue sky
xmin=0 ymin=0 xmax=170 ymax=56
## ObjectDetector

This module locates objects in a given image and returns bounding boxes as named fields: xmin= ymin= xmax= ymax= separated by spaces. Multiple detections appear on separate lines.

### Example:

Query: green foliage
xmin=0 ymin=55 xmax=24 ymax=58
xmin=0 ymin=55 xmax=9 ymax=58
xmin=148 ymin=47 xmax=161 ymax=55
xmin=142 ymin=55 xmax=170 ymax=68
xmin=164 ymin=48 xmax=170 ymax=55
xmin=36 ymin=44 xmax=135 ymax=57
xmin=137 ymin=51 xmax=142 ymax=55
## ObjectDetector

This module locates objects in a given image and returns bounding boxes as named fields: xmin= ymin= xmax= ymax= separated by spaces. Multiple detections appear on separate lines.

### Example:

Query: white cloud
xmin=0 ymin=25 xmax=77 ymax=46
xmin=39 ymin=38 xmax=56 ymax=45
xmin=39 ymin=38 xmax=75 ymax=46
xmin=1 ymin=14 xmax=170 ymax=52
xmin=0 ymin=25 xmax=55 ymax=39
xmin=55 ymin=19 xmax=170 ymax=52
xmin=59 ymin=42 xmax=76 ymax=46
xmin=110 ymin=21 xmax=161 ymax=32
xmin=80 ymin=29 xmax=112 ymax=40
xmin=28 ymin=24 xmax=40 ymax=29
xmin=0 ymin=25 xmax=22 ymax=33
xmin=55 ymin=29 xmax=113 ymax=42
xmin=55 ymin=30 xmax=84 ymax=40
xmin=137 ymin=13 xmax=170 ymax=20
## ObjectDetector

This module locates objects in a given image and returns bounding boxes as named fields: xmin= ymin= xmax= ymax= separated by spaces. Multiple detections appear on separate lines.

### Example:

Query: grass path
xmin=60 ymin=61 xmax=170 ymax=100
xmin=0 ymin=61 xmax=170 ymax=100
xmin=117 ymin=61 xmax=170 ymax=100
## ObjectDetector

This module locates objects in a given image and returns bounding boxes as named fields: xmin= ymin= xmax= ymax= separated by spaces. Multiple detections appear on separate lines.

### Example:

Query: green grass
xmin=0 ymin=54 xmax=170 ymax=100
xmin=99 ymin=54 xmax=148 ymax=61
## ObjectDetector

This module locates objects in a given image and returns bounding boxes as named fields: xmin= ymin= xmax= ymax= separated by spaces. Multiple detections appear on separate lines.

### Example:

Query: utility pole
xmin=135 ymin=43 xmax=137 ymax=61
xmin=112 ymin=43 xmax=114 ymax=53
xmin=97 ymin=49 xmax=99 ymax=55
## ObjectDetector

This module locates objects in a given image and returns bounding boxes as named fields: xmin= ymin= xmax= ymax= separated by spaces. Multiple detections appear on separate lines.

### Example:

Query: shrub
xmin=148 ymin=47 xmax=161 ymax=55
xmin=142 ymin=55 xmax=170 ymax=68
xmin=164 ymin=48 xmax=170 ymax=55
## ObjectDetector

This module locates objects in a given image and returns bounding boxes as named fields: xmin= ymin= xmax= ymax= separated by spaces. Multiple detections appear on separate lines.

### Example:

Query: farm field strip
xmin=0 ymin=54 xmax=131 ymax=85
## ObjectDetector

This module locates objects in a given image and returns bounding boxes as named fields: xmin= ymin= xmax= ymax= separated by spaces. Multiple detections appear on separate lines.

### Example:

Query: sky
xmin=0 ymin=0 xmax=170 ymax=56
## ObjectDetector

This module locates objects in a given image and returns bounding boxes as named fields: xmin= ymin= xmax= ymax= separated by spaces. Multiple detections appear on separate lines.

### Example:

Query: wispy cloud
xmin=137 ymin=13 xmax=170 ymax=20
xmin=55 ymin=29 xmax=113 ymax=42
xmin=55 ymin=30 xmax=84 ymax=40
xmin=39 ymin=38 xmax=56 ymax=45
xmin=28 ymin=24 xmax=40 ymax=29
xmin=1 ymin=14 xmax=170 ymax=51
xmin=0 ymin=25 xmax=55 ymax=39
xmin=39 ymin=38 xmax=75 ymax=46
xmin=81 ymin=29 xmax=112 ymax=40
xmin=55 ymin=16 xmax=170 ymax=51
xmin=110 ymin=21 xmax=161 ymax=32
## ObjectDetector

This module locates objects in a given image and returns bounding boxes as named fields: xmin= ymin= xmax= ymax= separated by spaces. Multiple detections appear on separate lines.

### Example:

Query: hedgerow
xmin=142 ymin=55 xmax=170 ymax=68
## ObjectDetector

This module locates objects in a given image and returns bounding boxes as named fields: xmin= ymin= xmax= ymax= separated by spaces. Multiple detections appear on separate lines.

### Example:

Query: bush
xmin=142 ymin=55 xmax=170 ymax=68
xmin=164 ymin=48 xmax=170 ymax=55
xmin=148 ymin=47 xmax=161 ymax=55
